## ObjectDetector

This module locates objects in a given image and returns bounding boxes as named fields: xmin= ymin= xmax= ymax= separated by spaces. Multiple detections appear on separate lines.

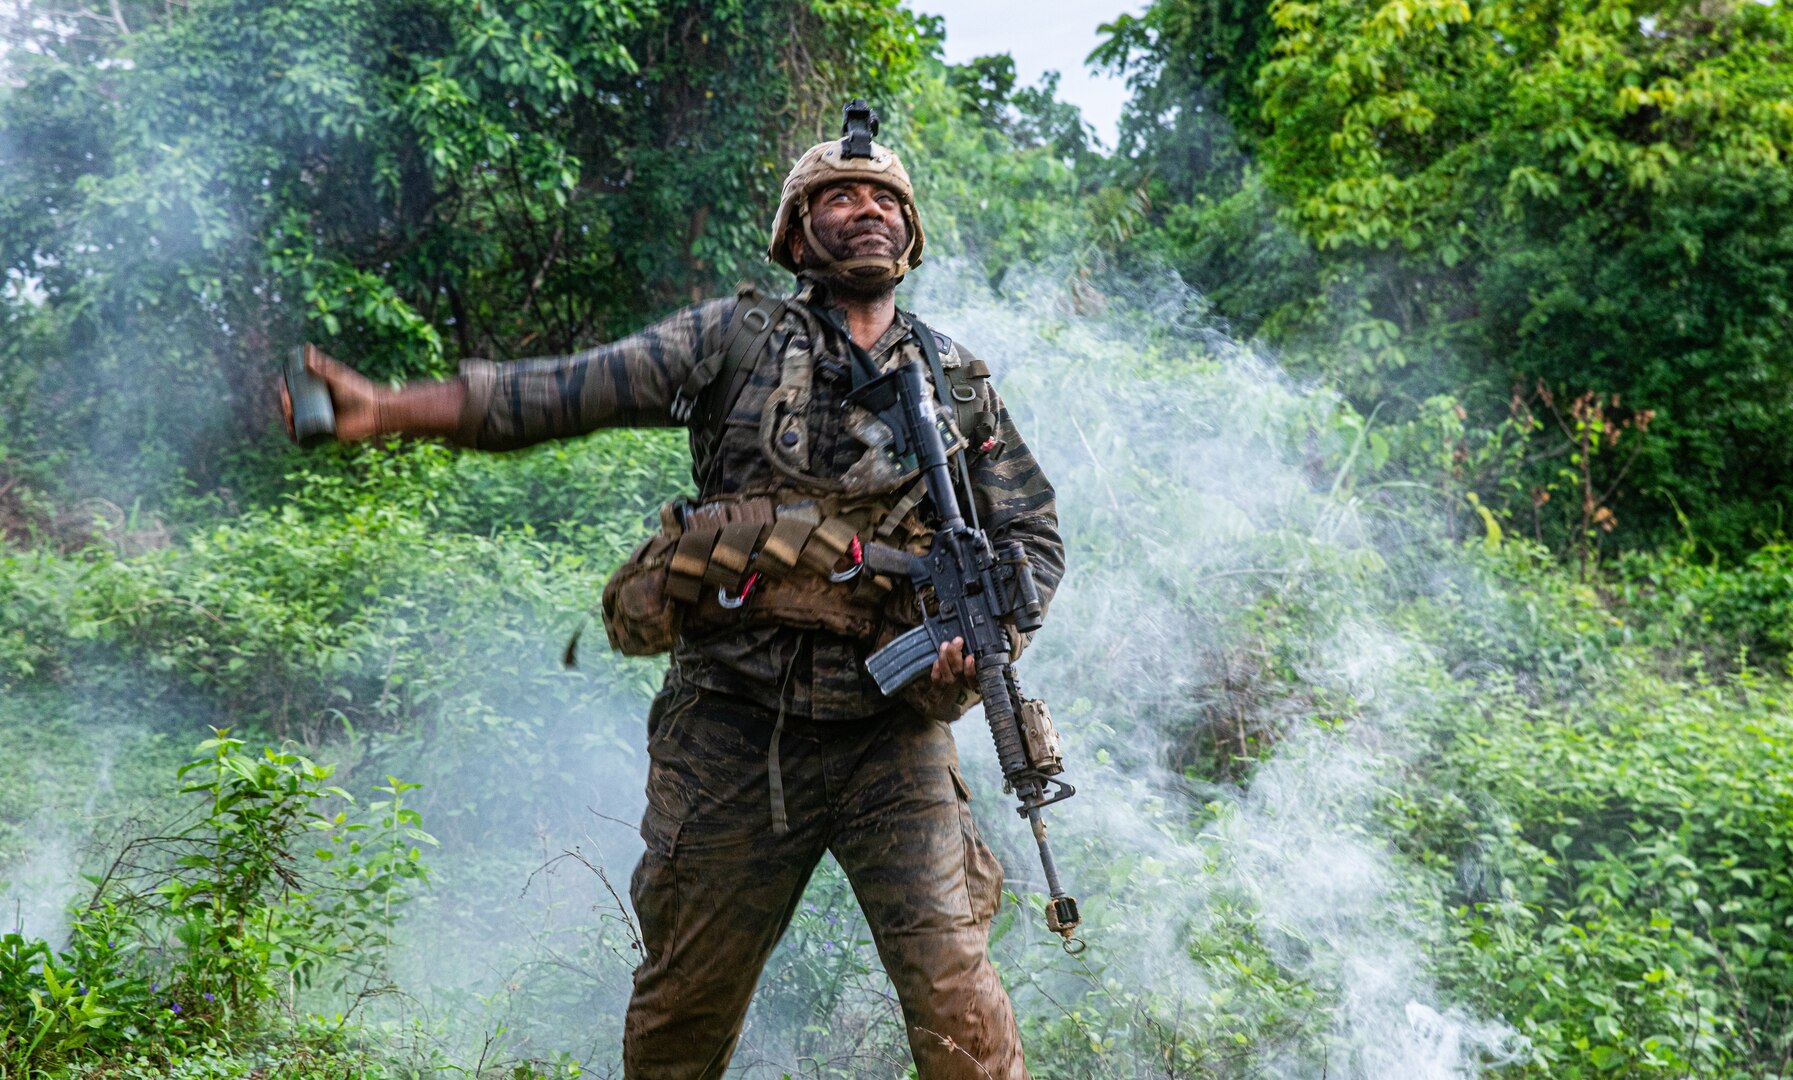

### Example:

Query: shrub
xmin=0 ymin=735 xmax=433 ymax=1075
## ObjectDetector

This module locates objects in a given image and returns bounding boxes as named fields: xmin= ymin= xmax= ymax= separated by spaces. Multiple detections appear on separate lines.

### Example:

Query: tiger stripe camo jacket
xmin=452 ymin=281 xmax=1064 ymax=721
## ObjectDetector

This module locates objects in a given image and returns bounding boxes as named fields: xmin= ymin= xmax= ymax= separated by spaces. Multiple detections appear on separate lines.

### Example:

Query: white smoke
xmin=1 ymin=828 xmax=77 ymax=944
xmin=1 ymin=739 xmax=115 ymax=949
xmin=902 ymin=259 xmax=1527 ymax=1078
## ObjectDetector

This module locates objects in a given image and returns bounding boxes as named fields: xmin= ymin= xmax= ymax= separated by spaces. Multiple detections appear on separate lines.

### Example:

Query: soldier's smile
xmin=839 ymin=222 xmax=900 ymax=255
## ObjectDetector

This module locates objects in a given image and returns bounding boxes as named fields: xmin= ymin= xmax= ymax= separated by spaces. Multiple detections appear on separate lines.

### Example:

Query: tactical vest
xmin=601 ymin=285 xmax=1000 ymax=657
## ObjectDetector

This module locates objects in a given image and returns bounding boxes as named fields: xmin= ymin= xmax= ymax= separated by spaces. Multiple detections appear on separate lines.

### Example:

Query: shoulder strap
xmin=908 ymin=315 xmax=987 ymax=530
xmin=673 ymin=285 xmax=783 ymax=423
xmin=685 ymin=286 xmax=786 ymax=483
xmin=909 ymin=315 xmax=952 ymax=408
xmin=908 ymin=316 xmax=1001 ymax=458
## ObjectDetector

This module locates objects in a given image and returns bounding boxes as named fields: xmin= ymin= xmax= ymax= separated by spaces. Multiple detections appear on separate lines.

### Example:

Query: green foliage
xmin=1106 ymin=0 xmax=1793 ymax=553
xmin=749 ymin=861 xmax=904 ymax=1074
xmin=1 ymin=735 xmax=432 ymax=1075
xmin=1394 ymin=658 xmax=1793 ymax=1076
xmin=892 ymin=58 xmax=1098 ymax=285
xmin=1255 ymin=0 xmax=1793 ymax=257
xmin=0 ymin=437 xmax=680 ymax=850
xmin=1612 ymin=543 xmax=1793 ymax=669
xmin=1092 ymin=0 xmax=1274 ymax=193
xmin=1474 ymin=168 xmax=1793 ymax=552
xmin=0 ymin=0 xmax=925 ymax=509
xmin=169 ymin=734 xmax=434 ymax=1009
xmin=1136 ymin=170 xmax=1319 ymax=343
xmin=1 ymin=933 xmax=121 ymax=1070
xmin=1003 ymin=824 xmax=1324 ymax=1075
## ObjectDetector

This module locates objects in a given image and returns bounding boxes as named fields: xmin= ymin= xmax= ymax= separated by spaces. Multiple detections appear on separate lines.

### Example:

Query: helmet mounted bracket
xmin=840 ymin=99 xmax=879 ymax=160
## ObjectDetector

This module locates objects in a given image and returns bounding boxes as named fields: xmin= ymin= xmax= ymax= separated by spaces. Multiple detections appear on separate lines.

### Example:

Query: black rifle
xmin=848 ymin=357 xmax=1083 ymax=949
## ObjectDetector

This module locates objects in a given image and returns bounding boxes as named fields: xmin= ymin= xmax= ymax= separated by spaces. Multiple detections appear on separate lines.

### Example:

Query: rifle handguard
xmin=997 ymin=540 xmax=1045 ymax=635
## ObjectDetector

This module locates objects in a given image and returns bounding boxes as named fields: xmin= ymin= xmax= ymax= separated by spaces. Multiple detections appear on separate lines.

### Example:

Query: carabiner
xmin=718 ymin=571 xmax=762 ymax=610
xmin=829 ymin=535 xmax=864 ymax=583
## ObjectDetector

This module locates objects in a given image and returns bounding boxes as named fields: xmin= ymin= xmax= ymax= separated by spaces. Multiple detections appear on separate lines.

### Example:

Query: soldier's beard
xmin=800 ymin=217 xmax=909 ymax=302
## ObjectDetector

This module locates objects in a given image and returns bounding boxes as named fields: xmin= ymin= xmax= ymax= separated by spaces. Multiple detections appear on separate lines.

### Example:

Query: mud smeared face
xmin=793 ymin=180 xmax=911 ymax=300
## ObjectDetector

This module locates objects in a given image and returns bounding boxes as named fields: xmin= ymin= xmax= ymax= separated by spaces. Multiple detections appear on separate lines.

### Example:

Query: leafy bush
xmin=1612 ymin=544 xmax=1793 ymax=671
xmin=1390 ymin=649 xmax=1793 ymax=1076
xmin=0 ymin=734 xmax=432 ymax=1075
xmin=0 ymin=441 xmax=674 ymax=845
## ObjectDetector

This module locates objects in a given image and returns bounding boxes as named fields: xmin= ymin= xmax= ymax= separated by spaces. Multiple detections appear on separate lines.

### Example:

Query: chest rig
xmin=601 ymin=285 xmax=1002 ymax=657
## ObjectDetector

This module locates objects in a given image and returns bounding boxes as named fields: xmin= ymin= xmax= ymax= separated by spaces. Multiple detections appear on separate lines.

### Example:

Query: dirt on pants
xmin=624 ymin=680 xmax=1029 ymax=1079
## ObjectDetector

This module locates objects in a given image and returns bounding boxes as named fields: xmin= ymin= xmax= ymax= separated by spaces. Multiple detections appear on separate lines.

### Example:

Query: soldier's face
xmin=797 ymin=181 xmax=909 ymax=268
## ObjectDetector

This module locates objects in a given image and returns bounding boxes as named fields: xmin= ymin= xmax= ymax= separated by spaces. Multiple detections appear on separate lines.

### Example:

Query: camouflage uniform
xmin=454 ymin=278 xmax=1061 ymax=1078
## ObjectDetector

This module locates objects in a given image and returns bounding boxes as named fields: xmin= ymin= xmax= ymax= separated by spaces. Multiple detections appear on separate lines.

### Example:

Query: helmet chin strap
xmin=798 ymin=203 xmax=914 ymax=285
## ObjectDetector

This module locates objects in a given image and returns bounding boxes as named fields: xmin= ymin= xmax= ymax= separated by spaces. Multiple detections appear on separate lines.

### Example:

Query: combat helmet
xmin=769 ymin=100 xmax=925 ymax=284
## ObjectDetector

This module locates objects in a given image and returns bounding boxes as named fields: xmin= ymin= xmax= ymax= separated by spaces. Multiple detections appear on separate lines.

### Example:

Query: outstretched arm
xmin=279 ymin=298 xmax=735 ymax=449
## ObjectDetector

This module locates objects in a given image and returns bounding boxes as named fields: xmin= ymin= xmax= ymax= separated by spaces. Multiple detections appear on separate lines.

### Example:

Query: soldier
xmin=283 ymin=108 xmax=1062 ymax=1079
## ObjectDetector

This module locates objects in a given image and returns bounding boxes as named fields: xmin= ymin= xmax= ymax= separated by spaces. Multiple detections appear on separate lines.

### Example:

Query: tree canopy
xmin=1 ymin=0 xmax=924 ymax=496
xmin=1103 ymin=0 xmax=1793 ymax=551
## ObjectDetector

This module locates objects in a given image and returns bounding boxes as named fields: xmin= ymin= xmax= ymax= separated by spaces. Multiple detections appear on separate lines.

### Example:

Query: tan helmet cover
xmin=768 ymin=138 xmax=926 ymax=282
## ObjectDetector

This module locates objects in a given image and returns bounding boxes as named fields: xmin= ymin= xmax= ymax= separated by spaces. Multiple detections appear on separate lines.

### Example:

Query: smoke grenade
xmin=285 ymin=343 xmax=336 ymax=447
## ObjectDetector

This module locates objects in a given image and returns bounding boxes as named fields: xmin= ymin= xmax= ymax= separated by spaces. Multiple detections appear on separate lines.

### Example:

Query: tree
xmin=1104 ymin=0 xmax=1793 ymax=551
xmin=1091 ymin=0 xmax=1274 ymax=200
xmin=0 ymin=0 xmax=923 ymax=503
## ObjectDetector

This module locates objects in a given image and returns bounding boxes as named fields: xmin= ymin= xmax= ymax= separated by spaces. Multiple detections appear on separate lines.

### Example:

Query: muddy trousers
xmin=623 ymin=683 xmax=1029 ymax=1079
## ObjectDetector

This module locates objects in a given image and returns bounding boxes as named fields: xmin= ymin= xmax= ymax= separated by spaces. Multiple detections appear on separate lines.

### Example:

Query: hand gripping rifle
xmin=846 ymin=356 xmax=1084 ymax=951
